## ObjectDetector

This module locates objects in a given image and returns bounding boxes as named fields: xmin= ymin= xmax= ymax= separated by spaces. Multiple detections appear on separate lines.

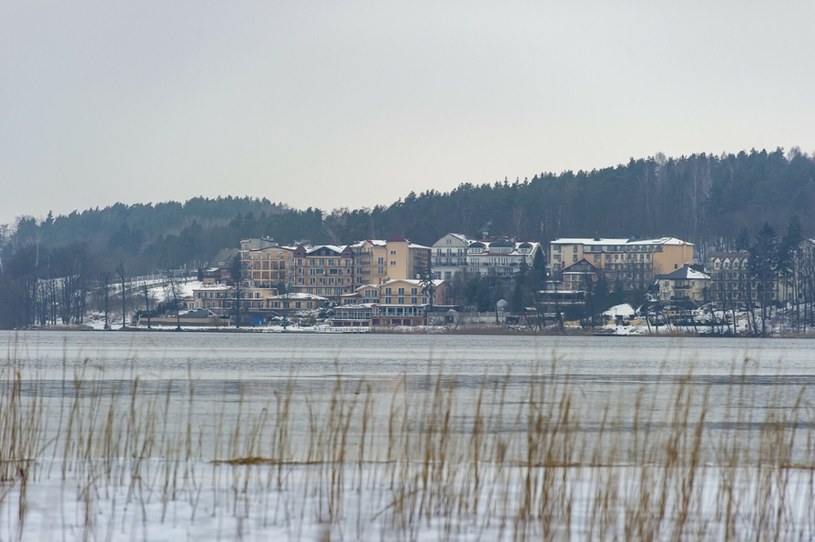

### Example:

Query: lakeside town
xmin=117 ymin=230 xmax=815 ymax=336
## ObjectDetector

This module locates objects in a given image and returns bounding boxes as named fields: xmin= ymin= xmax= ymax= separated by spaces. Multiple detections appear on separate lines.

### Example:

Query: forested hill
xmin=2 ymin=148 xmax=815 ymax=275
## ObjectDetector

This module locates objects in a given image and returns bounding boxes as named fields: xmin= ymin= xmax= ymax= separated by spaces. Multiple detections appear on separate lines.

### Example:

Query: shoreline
xmin=16 ymin=323 xmax=815 ymax=338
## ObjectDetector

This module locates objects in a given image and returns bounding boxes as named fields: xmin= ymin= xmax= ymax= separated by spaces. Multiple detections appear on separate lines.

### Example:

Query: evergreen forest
xmin=1 ymin=147 xmax=814 ymax=328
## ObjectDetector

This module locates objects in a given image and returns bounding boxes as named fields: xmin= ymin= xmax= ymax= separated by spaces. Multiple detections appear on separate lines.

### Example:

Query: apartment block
xmin=550 ymin=237 xmax=695 ymax=290
xmin=239 ymin=238 xmax=294 ymax=289
xmin=291 ymin=244 xmax=356 ymax=300
xmin=350 ymin=237 xmax=431 ymax=286
xmin=431 ymin=233 xmax=543 ymax=280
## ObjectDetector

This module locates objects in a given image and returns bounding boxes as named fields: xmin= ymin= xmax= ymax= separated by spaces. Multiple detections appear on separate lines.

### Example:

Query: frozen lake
xmin=2 ymin=331 xmax=815 ymax=540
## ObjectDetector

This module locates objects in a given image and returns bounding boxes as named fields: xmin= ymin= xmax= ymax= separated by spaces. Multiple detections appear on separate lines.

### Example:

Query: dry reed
xmin=1 ymin=340 xmax=814 ymax=540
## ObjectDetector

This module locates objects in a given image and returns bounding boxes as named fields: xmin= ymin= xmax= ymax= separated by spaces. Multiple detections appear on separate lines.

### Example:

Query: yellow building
xmin=385 ymin=236 xmax=430 ymax=281
xmin=352 ymin=240 xmax=389 ymax=286
xmin=550 ymin=237 xmax=695 ymax=290
xmin=351 ymin=237 xmax=431 ymax=285
xmin=239 ymin=238 xmax=294 ymax=289
xmin=292 ymin=244 xmax=356 ymax=300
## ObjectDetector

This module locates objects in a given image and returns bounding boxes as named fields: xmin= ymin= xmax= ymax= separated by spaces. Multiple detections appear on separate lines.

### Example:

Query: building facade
xmin=550 ymin=237 xmax=695 ymax=290
xmin=331 ymin=279 xmax=451 ymax=328
xmin=239 ymin=238 xmax=294 ymax=290
xmin=707 ymin=251 xmax=752 ymax=307
xmin=431 ymin=233 xmax=473 ymax=280
xmin=291 ymin=244 xmax=356 ymax=300
xmin=431 ymin=234 xmax=543 ymax=280
xmin=351 ymin=237 xmax=431 ymax=286
xmin=656 ymin=265 xmax=712 ymax=306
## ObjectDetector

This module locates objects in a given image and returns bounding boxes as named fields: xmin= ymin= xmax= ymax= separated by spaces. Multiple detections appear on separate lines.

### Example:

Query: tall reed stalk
xmin=2 ymin=343 xmax=814 ymax=540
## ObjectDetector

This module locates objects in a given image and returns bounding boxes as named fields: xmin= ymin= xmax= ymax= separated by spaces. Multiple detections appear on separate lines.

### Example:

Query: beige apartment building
xmin=550 ymin=237 xmax=695 ymax=290
xmin=351 ymin=237 xmax=431 ymax=286
xmin=239 ymin=237 xmax=431 ymax=305
xmin=239 ymin=238 xmax=294 ymax=289
xmin=291 ymin=244 xmax=356 ymax=300
xmin=333 ymin=279 xmax=451 ymax=327
xmin=383 ymin=236 xmax=431 ymax=281
xmin=656 ymin=265 xmax=712 ymax=305
xmin=352 ymin=240 xmax=389 ymax=286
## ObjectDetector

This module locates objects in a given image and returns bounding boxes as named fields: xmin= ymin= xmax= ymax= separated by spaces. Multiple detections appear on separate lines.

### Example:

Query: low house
xmin=331 ymin=304 xmax=374 ymax=328
xmin=373 ymin=279 xmax=450 ymax=327
xmin=264 ymin=292 xmax=328 ymax=312
xmin=331 ymin=279 xmax=451 ymax=327
xmin=192 ymin=284 xmax=234 ymax=314
xmin=656 ymin=265 xmax=711 ymax=306
xmin=602 ymin=303 xmax=636 ymax=326
xmin=202 ymin=267 xmax=232 ymax=285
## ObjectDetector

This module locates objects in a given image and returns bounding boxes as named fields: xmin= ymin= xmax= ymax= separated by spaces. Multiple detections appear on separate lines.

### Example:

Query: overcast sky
xmin=2 ymin=1 xmax=814 ymax=227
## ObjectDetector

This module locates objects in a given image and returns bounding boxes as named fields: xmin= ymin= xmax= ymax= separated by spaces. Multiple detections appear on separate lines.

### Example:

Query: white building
xmin=431 ymin=233 xmax=543 ymax=280
xmin=431 ymin=233 xmax=473 ymax=280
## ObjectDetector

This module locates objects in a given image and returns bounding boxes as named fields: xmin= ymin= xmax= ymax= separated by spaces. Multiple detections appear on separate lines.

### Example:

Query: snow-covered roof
xmin=192 ymin=284 xmax=232 ymax=292
xmin=602 ymin=303 xmax=636 ymax=317
xmin=658 ymin=265 xmax=711 ymax=280
xmin=306 ymin=244 xmax=347 ymax=254
xmin=433 ymin=233 xmax=473 ymax=245
xmin=174 ymin=280 xmax=205 ymax=297
xmin=273 ymin=293 xmax=328 ymax=301
xmin=349 ymin=239 xmax=388 ymax=248
xmin=552 ymin=237 xmax=692 ymax=247
xmin=466 ymin=240 xmax=541 ymax=257
xmin=381 ymin=278 xmax=445 ymax=287
xmin=354 ymin=284 xmax=380 ymax=292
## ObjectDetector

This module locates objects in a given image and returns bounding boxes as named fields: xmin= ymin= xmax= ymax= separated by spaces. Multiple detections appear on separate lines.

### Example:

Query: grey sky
xmin=2 ymin=1 xmax=814 ymax=227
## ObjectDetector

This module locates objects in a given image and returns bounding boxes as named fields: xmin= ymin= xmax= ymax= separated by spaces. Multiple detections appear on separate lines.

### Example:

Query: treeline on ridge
xmin=1 ymin=146 xmax=814 ymax=284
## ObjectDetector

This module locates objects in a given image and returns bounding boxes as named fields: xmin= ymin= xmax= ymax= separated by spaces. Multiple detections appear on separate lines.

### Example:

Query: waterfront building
xmin=239 ymin=238 xmax=294 ymax=290
xmin=656 ymin=265 xmax=712 ymax=306
xmin=550 ymin=237 xmax=695 ymax=290
xmin=291 ymin=244 xmax=356 ymax=301
xmin=431 ymin=233 xmax=543 ymax=280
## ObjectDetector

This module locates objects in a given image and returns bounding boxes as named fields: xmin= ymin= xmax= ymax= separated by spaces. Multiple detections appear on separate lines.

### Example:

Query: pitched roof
xmin=658 ymin=265 xmax=711 ymax=280
xmin=560 ymin=258 xmax=598 ymax=273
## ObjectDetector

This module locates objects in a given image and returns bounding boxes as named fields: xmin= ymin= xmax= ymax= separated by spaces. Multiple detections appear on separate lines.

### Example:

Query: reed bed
xmin=2 ymin=346 xmax=815 ymax=540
